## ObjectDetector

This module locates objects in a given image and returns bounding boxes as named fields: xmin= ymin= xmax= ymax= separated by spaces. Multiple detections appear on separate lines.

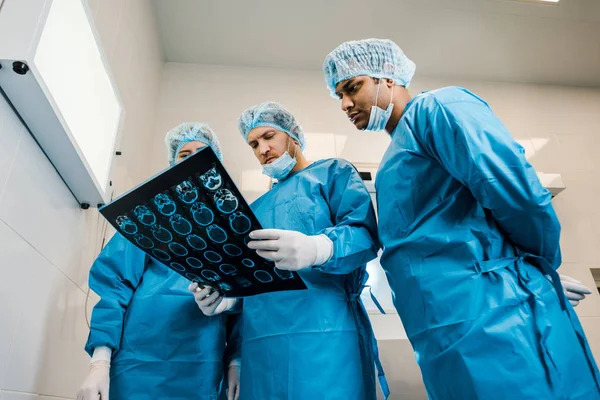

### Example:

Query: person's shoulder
xmin=321 ymin=158 xmax=356 ymax=172
xmin=420 ymin=86 xmax=488 ymax=109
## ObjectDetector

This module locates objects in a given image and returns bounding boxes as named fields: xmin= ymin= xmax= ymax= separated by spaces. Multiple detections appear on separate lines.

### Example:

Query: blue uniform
xmin=240 ymin=158 xmax=384 ymax=400
xmin=85 ymin=233 xmax=240 ymax=400
xmin=376 ymin=86 xmax=600 ymax=399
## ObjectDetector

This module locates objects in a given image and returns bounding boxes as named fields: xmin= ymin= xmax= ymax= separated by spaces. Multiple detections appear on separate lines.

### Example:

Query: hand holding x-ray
xmin=188 ymin=282 xmax=236 ymax=316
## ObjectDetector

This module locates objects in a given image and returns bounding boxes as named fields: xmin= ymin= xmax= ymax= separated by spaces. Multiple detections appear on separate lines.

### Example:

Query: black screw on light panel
xmin=12 ymin=61 xmax=29 ymax=75
xmin=80 ymin=203 xmax=90 ymax=210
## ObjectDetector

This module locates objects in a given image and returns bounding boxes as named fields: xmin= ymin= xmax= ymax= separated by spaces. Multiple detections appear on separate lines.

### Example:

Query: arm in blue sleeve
xmin=84 ymin=232 xmax=149 ymax=356
xmin=420 ymin=90 xmax=561 ymax=269
xmin=314 ymin=160 xmax=379 ymax=274
xmin=223 ymin=302 xmax=242 ymax=365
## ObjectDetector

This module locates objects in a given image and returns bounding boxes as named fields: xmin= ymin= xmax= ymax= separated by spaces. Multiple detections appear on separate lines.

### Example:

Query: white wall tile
xmin=0 ymin=221 xmax=36 ymax=389
xmin=0 ymin=391 xmax=38 ymax=400
xmin=0 ymin=131 xmax=92 ymax=289
xmin=2 ymin=257 xmax=89 ymax=397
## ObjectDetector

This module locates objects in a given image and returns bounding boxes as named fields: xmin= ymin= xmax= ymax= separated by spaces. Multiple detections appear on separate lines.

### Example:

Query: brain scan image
xmin=116 ymin=215 xmax=138 ymax=235
xmin=223 ymin=244 xmax=242 ymax=257
xmin=168 ymin=242 xmax=188 ymax=257
xmin=206 ymin=224 xmax=228 ymax=244
xmin=186 ymin=234 xmax=207 ymax=251
xmin=201 ymin=269 xmax=220 ymax=282
xmin=175 ymin=180 xmax=199 ymax=204
xmin=152 ymin=249 xmax=171 ymax=262
xmin=218 ymin=282 xmax=232 ymax=292
xmin=153 ymin=193 xmax=176 ymax=216
xmin=235 ymin=276 xmax=253 ymax=288
xmin=186 ymin=257 xmax=203 ymax=269
xmin=190 ymin=202 xmax=214 ymax=227
xmin=134 ymin=234 xmax=154 ymax=249
xmin=229 ymin=212 xmax=251 ymax=235
xmin=203 ymin=251 xmax=223 ymax=264
xmin=219 ymin=264 xmax=237 ymax=276
xmin=169 ymin=214 xmax=193 ymax=236
xmin=186 ymin=272 xmax=202 ymax=282
xmin=170 ymin=262 xmax=186 ymax=272
xmin=254 ymin=270 xmax=273 ymax=283
xmin=274 ymin=268 xmax=294 ymax=280
xmin=199 ymin=167 xmax=223 ymax=191
xmin=150 ymin=225 xmax=173 ymax=243
xmin=214 ymin=189 xmax=238 ymax=214
xmin=103 ymin=156 xmax=309 ymax=297
xmin=133 ymin=205 xmax=157 ymax=226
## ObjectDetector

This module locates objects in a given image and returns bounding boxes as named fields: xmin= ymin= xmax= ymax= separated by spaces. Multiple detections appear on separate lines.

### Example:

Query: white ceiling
xmin=152 ymin=0 xmax=600 ymax=87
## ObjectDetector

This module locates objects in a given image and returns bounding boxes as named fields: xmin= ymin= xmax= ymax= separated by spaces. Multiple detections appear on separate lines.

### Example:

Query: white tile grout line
xmin=0 ymin=389 xmax=75 ymax=399
xmin=0 ymin=218 xmax=94 ymax=297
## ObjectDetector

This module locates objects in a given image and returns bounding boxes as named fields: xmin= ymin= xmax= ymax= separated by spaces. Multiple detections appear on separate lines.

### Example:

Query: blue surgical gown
xmin=85 ymin=233 xmax=241 ymax=400
xmin=240 ymin=158 xmax=385 ymax=400
xmin=376 ymin=86 xmax=600 ymax=399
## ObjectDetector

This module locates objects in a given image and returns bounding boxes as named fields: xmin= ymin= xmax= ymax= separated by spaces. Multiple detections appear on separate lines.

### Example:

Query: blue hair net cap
xmin=165 ymin=122 xmax=223 ymax=165
xmin=237 ymin=102 xmax=306 ymax=151
xmin=323 ymin=38 xmax=416 ymax=98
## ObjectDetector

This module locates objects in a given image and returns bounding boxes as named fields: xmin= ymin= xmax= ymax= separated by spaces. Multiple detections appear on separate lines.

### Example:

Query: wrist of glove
xmin=247 ymin=229 xmax=333 ymax=271
xmin=77 ymin=359 xmax=110 ymax=400
xmin=188 ymin=282 xmax=237 ymax=316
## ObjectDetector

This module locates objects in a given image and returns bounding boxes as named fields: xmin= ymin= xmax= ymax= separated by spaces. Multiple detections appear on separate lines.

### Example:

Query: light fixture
xmin=0 ymin=0 xmax=123 ymax=208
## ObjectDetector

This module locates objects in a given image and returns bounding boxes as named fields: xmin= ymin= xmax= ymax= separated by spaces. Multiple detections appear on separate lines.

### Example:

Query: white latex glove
xmin=227 ymin=364 xmax=240 ymax=400
xmin=560 ymin=274 xmax=592 ymax=307
xmin=247 ymin=229 xmax=333 ymax=271
xmin=188 ymin=282 xmax=236 ymax=316
xmin=76 ymin=360 xmax=110 ymax=400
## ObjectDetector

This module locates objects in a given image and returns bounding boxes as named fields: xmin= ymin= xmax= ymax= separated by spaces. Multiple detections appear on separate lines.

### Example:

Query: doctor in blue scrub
xmin=323 ymin=38 xmax=600 ymax=399
xmin=77 ymin=123 xmax=241 ymax=400
xmin=192 ymin=102 xmax=388 ymax=400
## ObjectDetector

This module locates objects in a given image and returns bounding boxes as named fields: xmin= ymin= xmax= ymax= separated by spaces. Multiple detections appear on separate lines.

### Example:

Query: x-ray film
xmin=100 ymin=147 xmax=307 ymax=297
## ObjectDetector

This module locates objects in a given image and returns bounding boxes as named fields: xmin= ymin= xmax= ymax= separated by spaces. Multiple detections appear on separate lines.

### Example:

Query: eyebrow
xmin=335 ymin=78 xmax=357 ymax=97
xmin=249 ymin=129 xmax=276 ymax=146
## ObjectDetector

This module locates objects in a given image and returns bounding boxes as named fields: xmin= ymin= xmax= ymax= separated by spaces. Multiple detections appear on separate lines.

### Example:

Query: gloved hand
xmin=560 ymin=274 xmax=592 ymax=307
xmin=247 ymin=229 xmax=333 ymax=271
xmin=76 ymin=360 xmax=110 ymax=400
xmin=227 ymin=363 xmax=241 ymax=400
xmin=188 ymin=282 xmax=237 ymax=316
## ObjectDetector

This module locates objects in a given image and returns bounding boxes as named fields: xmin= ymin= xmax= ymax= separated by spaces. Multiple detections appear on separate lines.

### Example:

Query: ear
xmin=385 ymin=78 xmax=395 ymax=88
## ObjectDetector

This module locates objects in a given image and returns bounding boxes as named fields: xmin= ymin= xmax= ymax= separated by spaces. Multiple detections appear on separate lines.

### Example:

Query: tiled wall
xmin=0 ymin=0 xmax=163 ymax=399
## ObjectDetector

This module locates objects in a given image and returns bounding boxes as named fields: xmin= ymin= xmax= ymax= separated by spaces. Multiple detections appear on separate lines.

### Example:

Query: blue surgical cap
xmin=165 ymin=122 xmax=223 ymax=165
xmin=238 ymin=102 xmax=306 ymax=151
xmin=323 ymin=38 xmax=416 ymax=98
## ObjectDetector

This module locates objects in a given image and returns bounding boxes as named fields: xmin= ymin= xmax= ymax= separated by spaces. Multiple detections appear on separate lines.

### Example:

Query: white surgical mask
xmin=365 ymin=81 xmax=394 ymax=132
xmin=261 ymin=138 xmax=297 ymax=180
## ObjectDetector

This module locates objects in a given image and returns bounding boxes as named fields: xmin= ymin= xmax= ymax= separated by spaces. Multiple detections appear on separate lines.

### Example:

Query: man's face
xmin=335 ymin=76 xmax=391 ymax=131
xmin=176 ymin=141 xmax=207 ymax=163
xmin=247 ymin=127 xmax=295 ymax=165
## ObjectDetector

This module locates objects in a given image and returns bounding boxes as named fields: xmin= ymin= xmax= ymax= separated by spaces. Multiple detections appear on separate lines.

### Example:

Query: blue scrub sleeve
xmin=420 ymin=91 xmax=561 ymax=270
xmin=315 ymin=161 xmax=379 ymax=274
xmin=84 ymin=233 xmax=149 ymax=356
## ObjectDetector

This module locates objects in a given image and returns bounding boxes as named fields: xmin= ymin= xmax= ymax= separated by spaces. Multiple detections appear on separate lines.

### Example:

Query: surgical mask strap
xmin=374 ymin=79 xmax=394 ymax=110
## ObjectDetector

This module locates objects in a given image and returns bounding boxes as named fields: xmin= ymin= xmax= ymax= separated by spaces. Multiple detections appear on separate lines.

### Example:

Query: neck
xmin=385 ymin=86 xmax=413 ymax=135
xmin=291 ymin=150 xmax=310 ymax=173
